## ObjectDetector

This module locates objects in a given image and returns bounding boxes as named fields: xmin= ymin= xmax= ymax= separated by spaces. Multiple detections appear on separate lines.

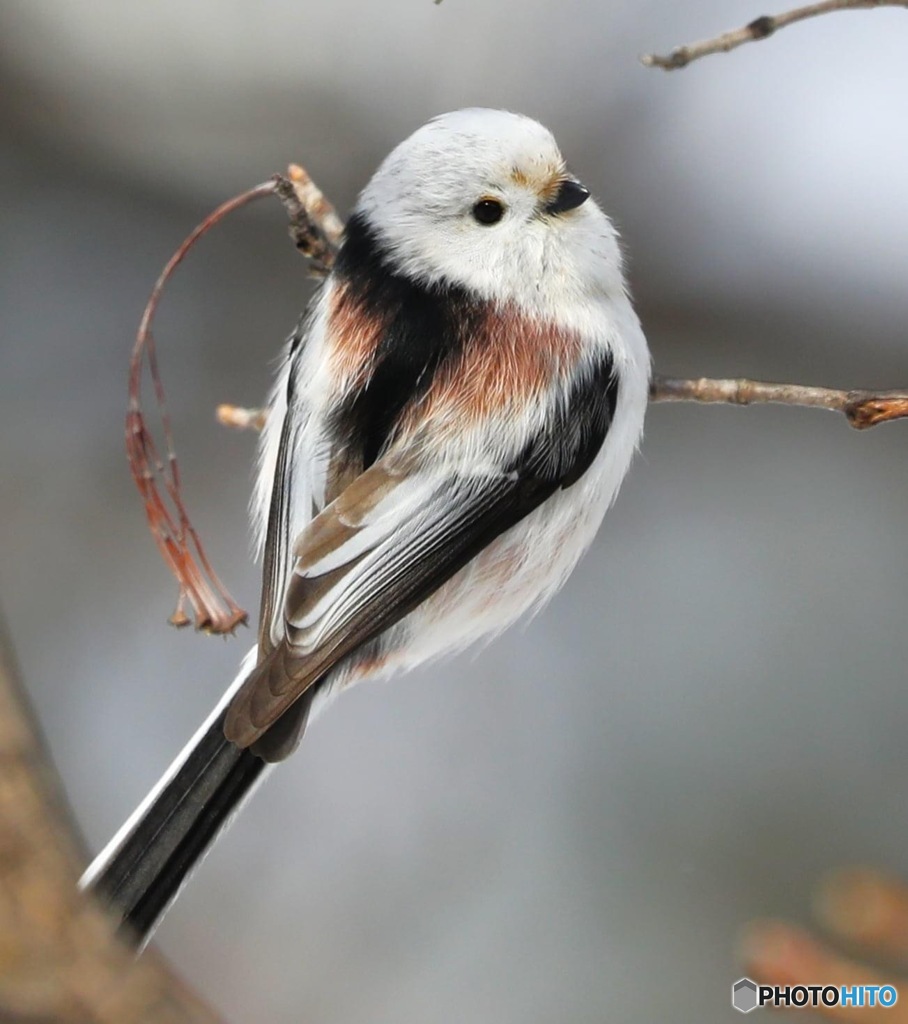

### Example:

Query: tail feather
xmin=84 ymin=709 xmax=268 ymax=944
xmin=123 ymin=736 xmax=266 ymax=940
xmin=82 ymin=650 xmax=320 ymax=945
xmin=90 ymin=711 xmax=267 ymax=942
xmin=81 ymin=650 xmax=271 ymax=945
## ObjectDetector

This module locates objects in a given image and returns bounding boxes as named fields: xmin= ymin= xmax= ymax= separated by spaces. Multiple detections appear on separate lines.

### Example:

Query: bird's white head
xmin=355 ymin=108 xmax=626 ymax=316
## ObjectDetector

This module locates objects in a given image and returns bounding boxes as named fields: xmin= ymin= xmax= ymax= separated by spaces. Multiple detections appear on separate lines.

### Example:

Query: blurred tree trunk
xmin=0 ymin=614 xmax=225 ymax=1024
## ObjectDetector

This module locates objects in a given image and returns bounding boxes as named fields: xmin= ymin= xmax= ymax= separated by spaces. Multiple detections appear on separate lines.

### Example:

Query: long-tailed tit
xmin=84 ymin=108 xmax=650 ymax=942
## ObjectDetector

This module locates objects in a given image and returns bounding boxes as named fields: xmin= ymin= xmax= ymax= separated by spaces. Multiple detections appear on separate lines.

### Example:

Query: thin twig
xmin=641 ymin=0 xmax=908 ymax=70
xmin=650 ymin=375 xmax=908 ymax=428
xmin=129 ymin=167 xmax=342 ymax=634
xmin=128 ymin=182 xmax=276 ymax=635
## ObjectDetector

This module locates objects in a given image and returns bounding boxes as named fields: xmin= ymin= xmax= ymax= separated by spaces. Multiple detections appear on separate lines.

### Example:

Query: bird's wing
xmin=256 ymin=318 xmax=360 ymax=657
xmin=256 ymin=396 xmax=298 ymax=656
xmin=224 ymin=351 xmax=618 ymax=750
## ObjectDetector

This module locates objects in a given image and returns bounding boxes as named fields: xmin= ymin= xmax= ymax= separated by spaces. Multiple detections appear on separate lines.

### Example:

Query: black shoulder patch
xmin=512 ymin=351 xmax=619 ymax=490
xmin=331 ymin=213 xmax=481 ymax=468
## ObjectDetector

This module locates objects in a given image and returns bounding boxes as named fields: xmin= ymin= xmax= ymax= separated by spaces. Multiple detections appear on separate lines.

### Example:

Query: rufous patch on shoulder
xmin=409 ymin=302 xmax=582 ymax=430
xmin=326 ymin=281 xmax=386 ymax=391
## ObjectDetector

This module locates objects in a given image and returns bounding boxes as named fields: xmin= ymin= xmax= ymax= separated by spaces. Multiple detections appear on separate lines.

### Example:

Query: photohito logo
xmin=732 ymin=978 xmax=898 ymax=1013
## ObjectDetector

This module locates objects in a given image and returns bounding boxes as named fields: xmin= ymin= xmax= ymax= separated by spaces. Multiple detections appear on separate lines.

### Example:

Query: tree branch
xmin=641 ymin=0 xmax=908 ymax=70
xmin=0 ymin=613 xmax=225 ymax=1023
xmin=217 ymin=377 xmax=908 ymax=436
xmin=650 ymin=376 xmax=908 ymax=428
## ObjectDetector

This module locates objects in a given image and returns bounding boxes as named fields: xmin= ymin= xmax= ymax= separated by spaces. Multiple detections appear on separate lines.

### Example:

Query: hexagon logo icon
xmin=733 ymin=977 xmax=759 ymax=1013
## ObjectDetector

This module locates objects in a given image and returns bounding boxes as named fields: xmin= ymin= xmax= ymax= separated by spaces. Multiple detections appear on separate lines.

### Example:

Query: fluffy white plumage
xmin=357 ymin=109 xmax=629 ymax=308
xmin=83 ymin=108 xmax=651 ymax=940
xmin=248 ymin=108 xmax=650 ymax=726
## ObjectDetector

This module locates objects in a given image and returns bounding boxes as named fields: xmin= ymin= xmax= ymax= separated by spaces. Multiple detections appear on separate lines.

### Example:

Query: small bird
xmin=84 ymin=108 xmax=650 ymax=942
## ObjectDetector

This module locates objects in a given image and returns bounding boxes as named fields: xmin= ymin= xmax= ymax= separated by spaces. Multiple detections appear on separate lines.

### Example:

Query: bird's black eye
xmin=472 ymin=198 xmax=505 ymax=225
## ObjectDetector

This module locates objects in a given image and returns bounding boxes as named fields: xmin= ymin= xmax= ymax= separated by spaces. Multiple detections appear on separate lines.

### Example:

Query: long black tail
xmin=82 ymin=707 xmax=268 ymax=945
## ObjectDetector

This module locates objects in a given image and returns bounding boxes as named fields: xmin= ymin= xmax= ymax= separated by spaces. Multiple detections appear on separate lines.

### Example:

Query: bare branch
xmin=641 ymin=0 xmax=908 ymax=70
xmin=0 ymin=615 xmax=225 ymax=1023
xmin=651 ymin=375 xmax=908 ymax=429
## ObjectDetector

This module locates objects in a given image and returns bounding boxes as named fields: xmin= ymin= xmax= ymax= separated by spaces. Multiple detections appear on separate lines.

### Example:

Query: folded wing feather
xmin=223 ymin=455 xmax=557 ymax=748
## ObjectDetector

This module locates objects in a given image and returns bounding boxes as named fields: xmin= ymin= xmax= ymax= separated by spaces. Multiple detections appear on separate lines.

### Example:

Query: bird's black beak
xmin=545 ymin=178 xmax=590 ymax=215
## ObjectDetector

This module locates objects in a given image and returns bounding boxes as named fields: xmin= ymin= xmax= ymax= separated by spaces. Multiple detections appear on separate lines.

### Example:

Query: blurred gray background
xmin=2 ymin=1 xmax=906 ymax=1020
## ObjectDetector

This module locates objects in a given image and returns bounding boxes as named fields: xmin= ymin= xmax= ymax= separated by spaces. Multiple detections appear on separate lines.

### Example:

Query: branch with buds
xmin=641 ymin=0 xmax=908 ymax=70
xmin=220 ymin=378 xmax=908 ymax=436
